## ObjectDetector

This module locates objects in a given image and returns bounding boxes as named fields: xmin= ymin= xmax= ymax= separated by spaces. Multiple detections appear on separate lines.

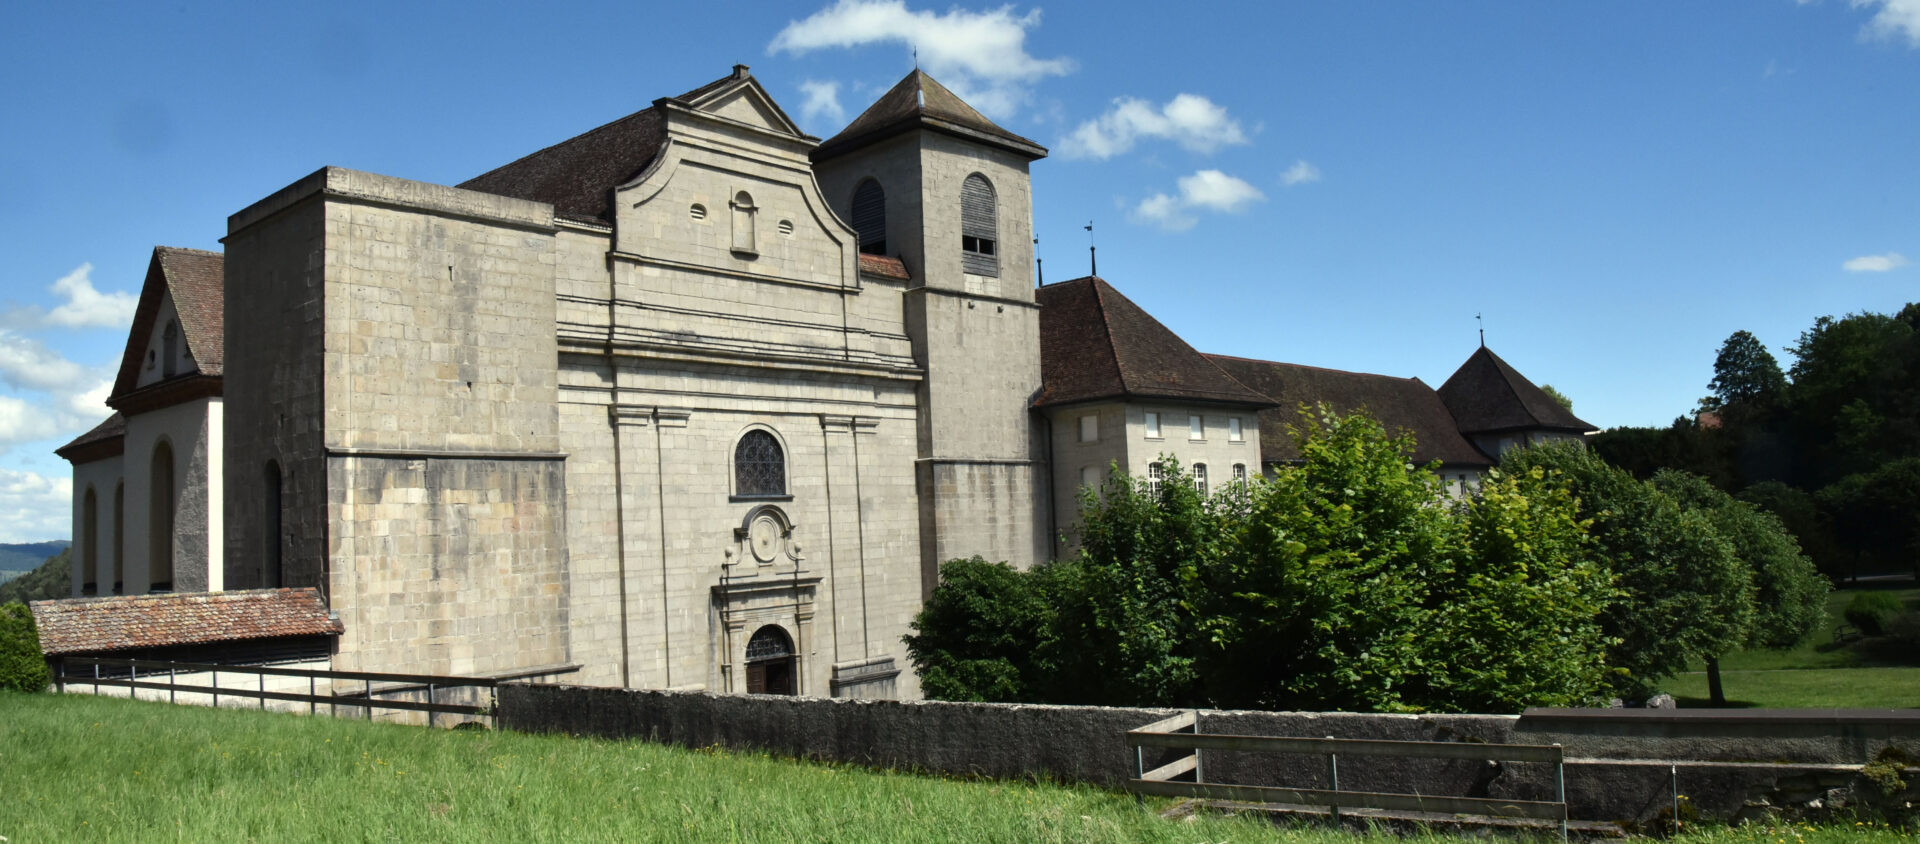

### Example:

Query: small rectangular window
xmin=1147 ymin=462 xmax=1164 ymax=496
xmin=1193 ymin=464 xmax=1208 ymax=497
xmin=1144 ymin=412 xmax=1161 ymax=439
xmin=1189 ymin=415 xmax=1204 ymax=441
xmin=1080 ymin=465 xmax=1099 ymax=489
xmin=1078 ymin=414 xmax=1098 ymax=443
xmin=1229 ymin=417 xmax=1243 ymax=442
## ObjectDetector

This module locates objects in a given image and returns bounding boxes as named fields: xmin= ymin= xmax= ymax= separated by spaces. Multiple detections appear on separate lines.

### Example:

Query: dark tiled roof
xmin=110 ymin=247 xmax=225 ymax=401
xmin=459 ymin=68 xmax=779 ymax=224
xmin=1438 ymin=346 xmax=1597 ymax=435
xmin=29 ymin=588 xmax=342 ymax=656
xmin=812 ymin=70 xmax=1047 ymax=162
xmin=857 ymin=253 xmax=910 ymax=280
xmin=1035 ymin=277 xmax=1272 ymax=409
xmin=1205 ymin=356 xmax=1493 ymax=468
xmin=55 ymin=413 xmax=126 ymax=463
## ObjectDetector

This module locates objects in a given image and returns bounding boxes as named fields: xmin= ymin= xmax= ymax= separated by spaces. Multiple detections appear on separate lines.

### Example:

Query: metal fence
xmin=56 ymin=656 xmax=502 ymax=726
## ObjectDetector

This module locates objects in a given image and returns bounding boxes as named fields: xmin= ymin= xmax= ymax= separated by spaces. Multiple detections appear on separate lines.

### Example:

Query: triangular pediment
xmin=111 ymin=247 xmax=224 ymax=401
xmin=681 ymin=70 xmax=808 ymax=139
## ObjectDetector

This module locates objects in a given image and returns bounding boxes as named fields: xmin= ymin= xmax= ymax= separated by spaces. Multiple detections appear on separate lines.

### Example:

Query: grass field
xmin=1659 ymin=583 xmax=1919 ymax=709
xmin=3 ymin=693 xmax=1914 ymax=843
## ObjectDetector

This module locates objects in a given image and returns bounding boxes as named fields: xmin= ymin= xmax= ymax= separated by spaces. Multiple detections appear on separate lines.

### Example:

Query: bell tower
xmin=813 ymin=70 xmax=1050 ymax=585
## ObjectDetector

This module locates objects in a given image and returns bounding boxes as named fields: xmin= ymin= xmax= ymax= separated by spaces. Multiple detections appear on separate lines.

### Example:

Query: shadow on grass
xmin=1674 ymin=696 xmax=1763 ymax=709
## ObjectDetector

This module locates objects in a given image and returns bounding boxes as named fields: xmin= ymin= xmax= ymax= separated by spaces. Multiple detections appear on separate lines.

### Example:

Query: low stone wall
xmin=498 ymin=684 xmax=1919 ymax=827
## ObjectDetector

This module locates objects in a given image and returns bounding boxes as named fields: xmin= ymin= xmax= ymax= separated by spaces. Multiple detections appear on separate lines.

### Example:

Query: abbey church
xmin=48 ymin=67 xmax=1593 ymax=700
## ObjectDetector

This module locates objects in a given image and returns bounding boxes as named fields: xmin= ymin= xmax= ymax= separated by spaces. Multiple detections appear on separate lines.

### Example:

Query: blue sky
xmin=1 ymin=1 xmax=1916 ymax=542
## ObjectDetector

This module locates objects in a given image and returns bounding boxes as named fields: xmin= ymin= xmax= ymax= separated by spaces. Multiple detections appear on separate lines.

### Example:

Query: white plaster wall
xmin=68 ymin=456 xmax=125 ymax=595
xmin=120 ymin=398 xmax=220 ymax=593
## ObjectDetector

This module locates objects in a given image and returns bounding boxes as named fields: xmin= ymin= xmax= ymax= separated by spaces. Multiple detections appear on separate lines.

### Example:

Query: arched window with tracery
xmin=745 ymin=624 xmax=796 ymax=695
xmin=734 ymin=429 xmax=786 ymax=498
xmin=960 ymin=174 xmax=998 ymax=277
xmin=852 ymin=179 xmax=886 ymax=255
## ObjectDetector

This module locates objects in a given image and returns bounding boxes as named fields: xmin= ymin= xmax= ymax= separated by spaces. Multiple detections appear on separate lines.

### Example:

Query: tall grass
xmin=2 ymin=693 xmax=1911 ymax=842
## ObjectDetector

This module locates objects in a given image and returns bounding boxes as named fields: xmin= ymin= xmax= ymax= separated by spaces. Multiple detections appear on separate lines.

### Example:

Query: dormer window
xmin=960 ymin=174 xmax=998 ymax=277
xmin=852 ymin=179 xmax=886 ymax=255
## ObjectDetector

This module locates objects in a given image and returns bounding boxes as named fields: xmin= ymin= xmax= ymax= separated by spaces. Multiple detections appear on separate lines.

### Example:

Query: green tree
xmin=1501 ymin=443 xmax=1753 ymax=699
xmin=1739 ymin=481 xmax=1844 ymax=582
xmin=1702 ymin=330 xmax=1786 ymax=413
xmin=1653 ymin=470 xmax=1827 ymax=704
xmin=1816 ymin=458 xmax=1920 ymax=580
xmin=0 ymin=601 xmax=51 ymax=693
xmin=1786 ymin=311 xmax=1919 ymax=484
xmin=0 ymin=548 xmax=72 ymax=606
xmin=1194 ymin=408 xmax=1450 ymax=711
xmin=1417 ymin=464 xmax=1615 ymax=712
xmin=902 ymin=557 xmax=1055 ymax=702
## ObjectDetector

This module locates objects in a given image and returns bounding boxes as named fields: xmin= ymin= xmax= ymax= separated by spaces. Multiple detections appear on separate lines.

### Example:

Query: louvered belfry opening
xmin=960 ymin=174 xmax=998 ymax=276
xmin=852 ymin=179 xmax=886 ymax=255
xmin=744 ymin=625 xmax=796 ymax=695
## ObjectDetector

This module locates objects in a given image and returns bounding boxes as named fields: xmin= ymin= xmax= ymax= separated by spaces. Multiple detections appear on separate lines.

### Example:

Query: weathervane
xmin=1085 ymin=221 xmax=1097 ymax=277
xmin=1034 ymin=233 xmax=1043 ymax=287
xmin=1476 ymin=313 xmax=1485 ymax=348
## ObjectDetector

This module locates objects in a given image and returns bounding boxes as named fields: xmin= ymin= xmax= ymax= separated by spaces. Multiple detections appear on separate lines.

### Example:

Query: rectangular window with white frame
xmin=1189 ymin=414 xmax=1204 ymax=441
xmin=1144 ymin=412 xmax=1161 ymax=439
xmin=1229 ymin=417 xmax=1243 ymax=442
xmin=1193 ymin=463 xmax=1208 ymax=497
xmin=1078 ymin=414 xmax=1097 ymax=443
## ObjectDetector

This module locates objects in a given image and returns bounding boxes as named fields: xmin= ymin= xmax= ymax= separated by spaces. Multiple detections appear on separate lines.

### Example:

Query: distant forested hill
xmin=0 ymin=548 xmax=70 ymax=604
xmin=0 ymin=541 xmax=70 ymax=583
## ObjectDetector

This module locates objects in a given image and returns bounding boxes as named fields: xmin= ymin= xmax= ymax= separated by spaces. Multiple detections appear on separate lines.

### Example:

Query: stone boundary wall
xmin=498 ymin=684 xmax=1919 ymax=826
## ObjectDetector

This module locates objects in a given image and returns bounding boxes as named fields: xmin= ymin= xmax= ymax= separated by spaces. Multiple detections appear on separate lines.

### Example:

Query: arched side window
xmin=1147 ymin=461 xmax=1164 ymax=497
xmin=264 ymin=461 xmax=284 ymax=589
xmin=150 ymin=440 xmax=175 ymax=592
xmin=112 ymin=482 xmax=124 ymax=594
xmin=960 ymin=174 xmax=998 ymax=277
xmin=1193 ymin=463 xmax=1208 ymax=497
xmin=734 ymin=429 xmax=787 ymax=498
xmin=81 ymin=487 xmax=98 ymax=595
xmin=852 ymin=179 xmax=886 ymax=255
xmin=162 ymin=319 xmax=180 ymax=377
xmin=1232 ymin=463 xmax=1248 ymax=486
xmin=745 ymin=624 xmax=797 ymax=695
xmin=731 ymin=191 xmax=757 ymax=254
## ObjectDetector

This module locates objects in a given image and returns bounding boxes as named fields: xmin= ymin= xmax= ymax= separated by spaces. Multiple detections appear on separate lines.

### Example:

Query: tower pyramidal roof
xmin=812 ymin=70 xmax=1048 ymax=162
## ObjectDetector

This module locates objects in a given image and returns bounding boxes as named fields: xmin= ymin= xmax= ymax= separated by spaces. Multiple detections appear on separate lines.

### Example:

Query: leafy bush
xmin=0 ymin=601 xmax=51 ymax=693
xmin=902 ymin=557 xmax=1055 ymax=702
xmin=1845 ymin=592 xmax=1905 ymax=636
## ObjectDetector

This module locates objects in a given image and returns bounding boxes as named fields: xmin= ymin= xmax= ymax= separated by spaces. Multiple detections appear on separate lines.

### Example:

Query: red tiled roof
xmin=29 ymin=588 xmax=342 ymax=656
xmin=55 ymin=412 xmax=126 ymax=463
xmin=1205 ymin=355 xmax=1493 ymax=468
xmin=857 ymin=253 xmax=910 ymax=280
xmin=812 ymin=70 xmax=1047 ymax=163
xmin=1035 ymin=276 xmax=1272 ymax=408
xmin=1438 ymin=346 xmax=1596 ymax=435
xmin=110 ymin=247 xmax=225 ymax=402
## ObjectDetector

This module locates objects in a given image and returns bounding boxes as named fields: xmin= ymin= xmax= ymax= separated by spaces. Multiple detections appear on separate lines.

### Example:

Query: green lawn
xmin=3 ymin=693 xmax=1914 ymax=842
xmin=1661 ymin=667 xmax=1920 ymax=709
xmin=1653 ymin=584 xmax=1920 ymax=709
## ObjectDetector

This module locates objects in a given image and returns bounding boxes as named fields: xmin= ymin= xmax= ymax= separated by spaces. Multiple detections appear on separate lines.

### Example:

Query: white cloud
xmin=1058 ymin=94 xmax=1248 ymax=159
xmin=1853 ymin=0 xmax=1920 ymax=46
xmin=797 ymin=79 xmax=846 ymax=128
xmin=0 ymin=330 xmax=92 ymax=393
xmin=45 ymin=263 xmax=137 ymax=330
xmin=768 ymin=0 xmax=1074 ymax=118
xmin=0 ymin=395 xmax=60 ymax=453
xmin=1842 ymin=251 xmax=1910 ymax=272
xmin=0 ymin=467 xmax=73 ymax=544
xmin=1129 ymin=169 xmax=1264 ymax=232
xmin=1281 ymin=159 xmax=1323 ymax=186
xmin=60 ymin=379 xmax=113 ymax=423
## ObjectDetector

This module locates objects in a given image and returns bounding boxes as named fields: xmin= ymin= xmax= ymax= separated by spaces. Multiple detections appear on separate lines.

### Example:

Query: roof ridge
xmin=458 ymin=101 xmax=664 ymax=187
xmin=1087 ymin=279 xmax=1130 ymax=394
xmin=1203 ymin=352 xmax=1419 ymax=382
xmin=155 ymin=246 xmax=223 ymax=256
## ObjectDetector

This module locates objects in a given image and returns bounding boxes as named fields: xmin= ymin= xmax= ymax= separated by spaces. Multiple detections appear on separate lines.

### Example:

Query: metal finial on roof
xmin=1034 ymin=234 xmax=1043 ymax=287
xmin=1477 ymin=312 xmax=1485 ymax=348
xmin=1086 ymin=221 xmax=1096 ymax=277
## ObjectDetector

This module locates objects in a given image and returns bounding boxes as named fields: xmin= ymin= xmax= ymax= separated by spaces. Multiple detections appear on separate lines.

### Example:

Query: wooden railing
xmin=1125 ymin=711 xmax=1569 ymax=840
xmin=53 ymin=657 xmax=552 ymax=726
